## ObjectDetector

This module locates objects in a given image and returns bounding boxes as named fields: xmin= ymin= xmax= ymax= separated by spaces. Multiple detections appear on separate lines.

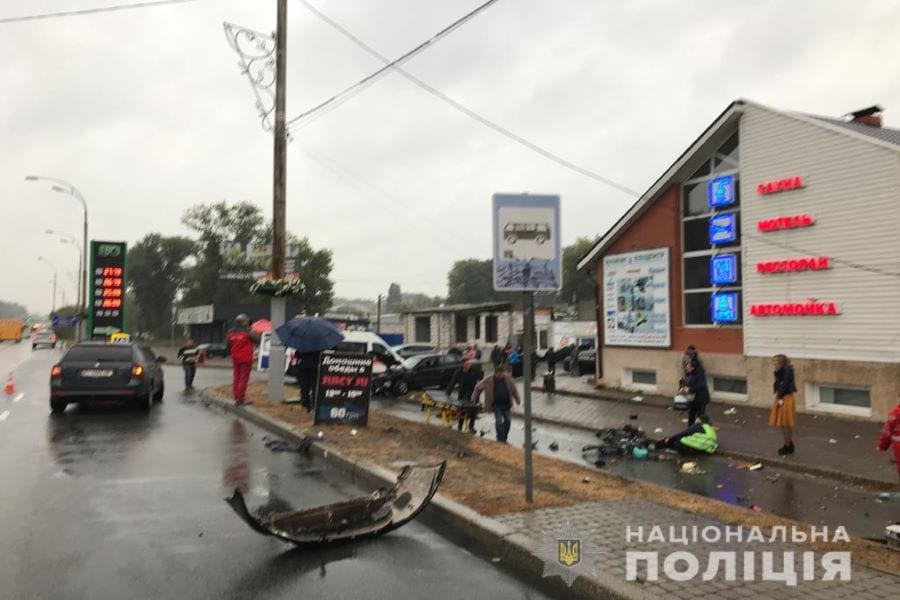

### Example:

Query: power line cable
xmin=287 ymin=0 xmax=499 ymax=128
xmin=0 ymin=0 xmax=201 ymax=24
xmin=293 ymin=0 xmax=640 ymax=196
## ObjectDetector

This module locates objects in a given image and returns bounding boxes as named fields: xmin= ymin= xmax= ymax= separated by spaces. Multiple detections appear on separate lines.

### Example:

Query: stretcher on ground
xmin=418 ymin=390 xmax=480 ymax=432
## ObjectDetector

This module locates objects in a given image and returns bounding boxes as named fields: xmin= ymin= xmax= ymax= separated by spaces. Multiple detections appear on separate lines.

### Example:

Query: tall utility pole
xmin=376 ymin=294 xmax=382 ymax=333
xmin=267 ymin=0 xmax=289 ymax=403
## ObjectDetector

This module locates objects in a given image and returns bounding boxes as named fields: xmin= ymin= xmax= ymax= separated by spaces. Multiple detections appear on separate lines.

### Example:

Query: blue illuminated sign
xmin=708 ymin=175 xmax=735 ymax=208
xmin=709 ymin=213 xmax=736 ymax=245
xmin=710 ymin=254 xmax=738 ymax=285
xmin=712 ymin=292 xmax=739 ymax=323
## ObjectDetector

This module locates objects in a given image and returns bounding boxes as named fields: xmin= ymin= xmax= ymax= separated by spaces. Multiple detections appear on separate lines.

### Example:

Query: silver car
xmin=32 ymin=329 xmax=57 ymax=350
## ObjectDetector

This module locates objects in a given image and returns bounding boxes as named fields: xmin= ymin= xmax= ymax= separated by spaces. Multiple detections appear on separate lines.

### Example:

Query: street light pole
xmin=267 ymin=0 xmax=289 ymax=403
xmin=26 ymin=176 xmax=89 ymax=341
xmin=46 ymin=230 xmax=82 ymax=313
xmin=38 ymin=256 xmax=58 ymax=313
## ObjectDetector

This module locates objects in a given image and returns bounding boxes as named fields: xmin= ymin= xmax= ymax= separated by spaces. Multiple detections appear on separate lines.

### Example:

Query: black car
xmin=388 ymin=352 xmax=463 ymax=395
xmin=562 ymin=348 xmax=596 ymax=376
xmin=49 ymin=342 xmax=166 ymax=413
xmin=197 ymin=342 xmax=230 ymax=358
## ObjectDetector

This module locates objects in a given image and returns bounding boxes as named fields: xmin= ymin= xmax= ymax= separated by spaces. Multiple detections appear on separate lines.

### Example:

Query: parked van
xmin=333 ymin=331 xmax=404 ymax=374
xmin=0 ymin=319 xmax=24 ymax=343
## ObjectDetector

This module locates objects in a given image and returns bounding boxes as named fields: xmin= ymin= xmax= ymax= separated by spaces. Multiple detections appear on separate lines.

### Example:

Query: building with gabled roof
xmin=578 ymin=100 xmax=900 ymax=420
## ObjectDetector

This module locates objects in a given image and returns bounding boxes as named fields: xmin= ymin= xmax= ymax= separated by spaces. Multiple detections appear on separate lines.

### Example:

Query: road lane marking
xmin=13 ymin=393 xmax=24 ymax=402
xmin=0 ymin=410 xmax=9 ymax=422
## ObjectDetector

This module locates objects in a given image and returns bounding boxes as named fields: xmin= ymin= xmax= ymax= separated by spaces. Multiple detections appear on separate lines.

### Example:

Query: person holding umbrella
xmin=275 ymin=316 xmax=345 ymax=412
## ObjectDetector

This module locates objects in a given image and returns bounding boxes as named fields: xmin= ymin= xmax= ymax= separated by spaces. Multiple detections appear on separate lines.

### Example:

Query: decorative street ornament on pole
xmin=223 ymin=21 xmax=278 ymax=133
xmin=493 ymin=193 xmax=562 ymax=503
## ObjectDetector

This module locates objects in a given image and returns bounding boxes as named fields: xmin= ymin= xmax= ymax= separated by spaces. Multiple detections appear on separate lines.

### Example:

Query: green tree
xmin=126 ymin=234 xmax=195 ymax=337
xmin=289 ymin=237 xmax=335 ymax=315
xmin=447 ymin=259 xmax=500 ymax=304
xmin=385 ymin=283 xmax=402 ymax=312
xmin=561 ymin=237 xmax=598 ymax=305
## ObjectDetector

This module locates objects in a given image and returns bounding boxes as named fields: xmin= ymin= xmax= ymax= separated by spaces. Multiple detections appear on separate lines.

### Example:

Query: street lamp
xmin=37 ymin=256 xmax=58 ymax=313
xmin=27 ymin=176 xmax=89 ymax=341
xmin=45 ymin=229 xmax=82 ymax=313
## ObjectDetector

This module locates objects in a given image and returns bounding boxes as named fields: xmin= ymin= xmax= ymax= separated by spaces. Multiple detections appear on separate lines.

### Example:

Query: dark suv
xmin=49 ymin=342 xmax=166 ymax=413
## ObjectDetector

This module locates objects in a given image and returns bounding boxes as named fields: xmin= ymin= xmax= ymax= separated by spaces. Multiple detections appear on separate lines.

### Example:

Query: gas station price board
xmin=88 ymin=241 xmax=127 ymax=338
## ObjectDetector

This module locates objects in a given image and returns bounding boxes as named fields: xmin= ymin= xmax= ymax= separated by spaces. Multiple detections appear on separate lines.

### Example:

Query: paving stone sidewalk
xmin=513 ymin=376 xmax=894 ymax=486
xmin=496 ymin=499 xmax=898 ymax=599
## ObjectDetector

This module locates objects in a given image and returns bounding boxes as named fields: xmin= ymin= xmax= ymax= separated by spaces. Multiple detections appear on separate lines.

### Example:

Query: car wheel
xmin=535 ymin=235 xmax=545 ymax=244
xmin=394 ymin=379 xmax=409 ymax=396
xmin=32 ymin=344 xmax=36 ymax=350
xmin=153 ymin=382 xmax=164 ymax=403
xmin=50 ymin=398 xmax=66 ymax=414
xmin=505 ymin=234 xmax=517 ymax=245
xmin=139 ymin=392 xmax=152 ymax=412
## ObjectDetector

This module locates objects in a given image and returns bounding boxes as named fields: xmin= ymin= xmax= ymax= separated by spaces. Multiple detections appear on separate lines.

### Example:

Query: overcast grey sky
xmin=3 ymin=0 xmax=899 ymax=314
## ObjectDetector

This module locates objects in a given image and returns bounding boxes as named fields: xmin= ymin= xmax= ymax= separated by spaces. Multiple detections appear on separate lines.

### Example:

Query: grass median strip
xmin=208 ymin=383 xmax=899 ymax=574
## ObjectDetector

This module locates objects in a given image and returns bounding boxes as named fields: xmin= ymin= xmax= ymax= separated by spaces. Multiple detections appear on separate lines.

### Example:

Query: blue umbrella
xmin=275 ymin=317 xmax=344 ymax=353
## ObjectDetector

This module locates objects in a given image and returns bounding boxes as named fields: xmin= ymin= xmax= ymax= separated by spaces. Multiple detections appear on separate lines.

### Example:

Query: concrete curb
xmin=529 ymin=386 xmax=894 ymax=491
xmin=199 ymin=389 xmax=646 ymax=600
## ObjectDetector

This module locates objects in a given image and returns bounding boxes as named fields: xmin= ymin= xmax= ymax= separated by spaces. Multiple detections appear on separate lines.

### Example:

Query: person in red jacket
xmin=876 ymin=402 xmax=900 ymax=485
xmin=227 ymin=314 xmax=260 ymax=405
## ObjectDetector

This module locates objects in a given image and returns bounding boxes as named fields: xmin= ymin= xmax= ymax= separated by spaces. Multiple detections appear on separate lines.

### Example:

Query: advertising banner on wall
xmin=603 ymin=248 xmax=671 ymax=347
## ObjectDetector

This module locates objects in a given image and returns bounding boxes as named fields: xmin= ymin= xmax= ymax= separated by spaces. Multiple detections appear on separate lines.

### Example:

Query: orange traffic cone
xmin=4 ymin=372 xmax=14 ymax=395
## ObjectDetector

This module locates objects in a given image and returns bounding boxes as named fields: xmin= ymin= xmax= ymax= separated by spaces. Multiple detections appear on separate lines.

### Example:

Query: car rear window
xmin=65 ymin=345 xmax=134 ymax=362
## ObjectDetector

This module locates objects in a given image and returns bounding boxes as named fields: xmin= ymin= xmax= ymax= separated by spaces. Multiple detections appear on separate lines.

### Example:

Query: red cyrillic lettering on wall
xmin=750 ymin=301 xmax=840 ymax=316
xmin=756 ymin=176 xmax=805 ymax=196
xmin=756 ymin=257 xmax=830 ymax=274
xmin=757 ymin=214 xmax=815 ymax=232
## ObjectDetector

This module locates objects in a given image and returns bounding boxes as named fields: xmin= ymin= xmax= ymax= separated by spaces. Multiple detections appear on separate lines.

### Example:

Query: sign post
xmin=492 ymin=193 xmax=561 ymax=503
xmin=87 ymin=241 xmax=127 ymax=340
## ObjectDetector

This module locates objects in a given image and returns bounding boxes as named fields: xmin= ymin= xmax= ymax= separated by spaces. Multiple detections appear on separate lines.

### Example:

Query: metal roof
xmin=803 ymin=114 xmax=900 ymax=147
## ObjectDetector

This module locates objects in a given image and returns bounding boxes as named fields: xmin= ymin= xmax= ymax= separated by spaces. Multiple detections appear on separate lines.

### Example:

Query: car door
xmin=139 ymin=346 xmax=162 ymax=391
xmin=438 ymin=354 xmax=462 ymax=387
xmin=413 ymin=356 xmax=440 ymax=388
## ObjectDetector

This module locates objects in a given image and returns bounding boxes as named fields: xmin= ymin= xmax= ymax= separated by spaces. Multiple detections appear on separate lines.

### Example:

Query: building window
xmin=415 ymin=316 xmax=431 ymax=343
xmin=538 ymin=329 xmax=549 ymax=349
xmin=711 ymin=375 xmax=747 ymax=400
xmin=475 ymin=317 xmax=481 ymax=340
xmin=682 ymin=132 xmax=742 ymax=326
xmin=810 ymin=384 xmax=871 ymax=412
xmin=624 ymin=368 xmax=657 ymax=390
xmin=485 ymin=315 xmax=498 ymax=343
xmin=454 ymin=316 xmax=467 ymax=343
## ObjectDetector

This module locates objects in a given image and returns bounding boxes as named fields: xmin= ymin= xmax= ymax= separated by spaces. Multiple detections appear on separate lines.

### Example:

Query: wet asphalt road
xmin=374 ymin=398 xmax=899 ymax=541
xmin=0 ymin=343 xmax=552 ymax=600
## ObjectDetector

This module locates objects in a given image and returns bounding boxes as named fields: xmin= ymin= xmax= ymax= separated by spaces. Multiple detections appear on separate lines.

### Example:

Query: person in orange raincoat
xmin=876 ymin=402 xmax=900 ymax=485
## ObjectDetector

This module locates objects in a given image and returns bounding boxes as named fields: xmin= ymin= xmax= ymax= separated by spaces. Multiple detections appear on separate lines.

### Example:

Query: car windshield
xmin=64 ymin=345 xmax=133 ymax=362
xmin=402 ymin=355 xmax=428 ymax=370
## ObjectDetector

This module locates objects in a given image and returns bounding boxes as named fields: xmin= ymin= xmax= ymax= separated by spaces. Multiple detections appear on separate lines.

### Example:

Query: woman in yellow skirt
xmin=769 ymin=354 xmax=797 ymax=455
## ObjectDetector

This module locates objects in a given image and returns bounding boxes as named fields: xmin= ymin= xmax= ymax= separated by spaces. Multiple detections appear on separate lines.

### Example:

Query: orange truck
xmin=0 ymin=319 xmax=25 ymax=343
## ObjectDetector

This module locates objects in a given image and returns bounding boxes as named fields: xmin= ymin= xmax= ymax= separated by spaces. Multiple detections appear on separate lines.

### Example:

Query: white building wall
xmin=740 ymin=105 xmax=900 ymax=362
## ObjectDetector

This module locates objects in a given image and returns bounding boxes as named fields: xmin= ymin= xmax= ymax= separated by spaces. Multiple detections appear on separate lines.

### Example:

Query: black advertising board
xmin=313 ymin=352 xmax=373 ymax=426
xmin=88 ymin=240 xmax=127 ymax=338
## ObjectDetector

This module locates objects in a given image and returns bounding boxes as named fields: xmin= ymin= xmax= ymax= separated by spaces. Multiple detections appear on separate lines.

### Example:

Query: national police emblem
xmin=534 ymin=521 xmax=605 ymax=587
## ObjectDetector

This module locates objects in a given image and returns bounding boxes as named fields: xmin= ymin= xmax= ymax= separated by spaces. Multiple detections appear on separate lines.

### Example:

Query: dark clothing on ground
xmin=773 ymin=365 xmax=797 ymax=398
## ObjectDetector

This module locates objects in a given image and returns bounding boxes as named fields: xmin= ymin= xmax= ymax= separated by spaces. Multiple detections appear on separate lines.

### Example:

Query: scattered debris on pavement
xmin=828 ymin=438 xmax=838 ymax=444
xmin=681 ymin=461 xmax=699 ymax=474
xmin=723 ymin=407 xmax=737 ymax=415
xmin=631 ymin=396 xmax=643 ymax=402
xmin=653 ymin=427 xmax=664 ymax=434
xmin=736 ymin=462 xmax=763 ymax=471
xmin=548 ymin=441 xmax=559 ymax=451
